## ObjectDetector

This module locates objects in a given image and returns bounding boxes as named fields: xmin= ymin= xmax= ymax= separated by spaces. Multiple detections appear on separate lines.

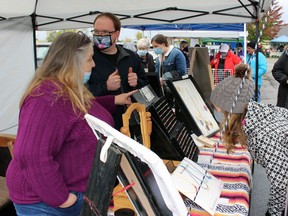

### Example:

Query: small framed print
xmin=132 ymin=84 xmax=159 ymax=108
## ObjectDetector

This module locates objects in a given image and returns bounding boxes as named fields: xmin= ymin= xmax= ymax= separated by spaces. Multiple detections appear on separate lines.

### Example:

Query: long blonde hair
xmin=20 ymin=32 xmax=94 ymax=114
xmin=221 ymin=111 xmax=247 ymax=153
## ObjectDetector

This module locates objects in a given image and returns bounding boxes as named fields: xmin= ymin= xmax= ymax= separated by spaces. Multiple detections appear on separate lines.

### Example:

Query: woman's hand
xmin=115 ymin=90 xmax=138 ymax=105
xmin=59 ymin=193 xmax=77 ymax=208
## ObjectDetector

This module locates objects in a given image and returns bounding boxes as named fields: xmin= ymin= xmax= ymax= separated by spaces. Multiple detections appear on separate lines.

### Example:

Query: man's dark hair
xmin=93 ymin=12 xmax=121 ymax=31
xmin=180 ymin=40 xmax=188 ymax=48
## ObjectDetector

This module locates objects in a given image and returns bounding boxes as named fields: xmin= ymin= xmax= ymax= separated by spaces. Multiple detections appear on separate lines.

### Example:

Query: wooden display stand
xmin=120 ymin=103 xmax=152 ymax=149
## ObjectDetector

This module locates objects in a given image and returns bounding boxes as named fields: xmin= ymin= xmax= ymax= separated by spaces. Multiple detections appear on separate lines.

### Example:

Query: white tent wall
xmin=0 ymin=17 xmax=35 ymax=134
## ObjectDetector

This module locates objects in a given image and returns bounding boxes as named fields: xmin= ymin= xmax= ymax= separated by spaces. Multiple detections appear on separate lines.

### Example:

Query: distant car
xmin=36 ymin=42 xmax=51 ymax=67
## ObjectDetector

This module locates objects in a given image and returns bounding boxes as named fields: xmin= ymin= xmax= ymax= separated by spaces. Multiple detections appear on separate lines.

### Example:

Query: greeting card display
xmin=167 ymin=75 xmax=219 ymax=137
xmin=171 ymin=157 xmax=223 ymax=215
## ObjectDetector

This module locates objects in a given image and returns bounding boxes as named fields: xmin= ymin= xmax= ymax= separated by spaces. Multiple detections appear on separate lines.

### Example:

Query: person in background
xmin=151 ymin=34 xmax=187 ymax=80
xmin=179 ymin=40 xmax=190 ymax=69
xmin=6 ymin=32 xmax=135 ymax=216
xmin=272 ymin=45 xmax=288 ymax=108
xmin=151 ymin=34 xmax=187 ymax=107
xmin=88 ymin=12 xmax=148 ymax=130
xmin=246 ymin=40 xmax=267 ymax=102
xmin=136 ymin=38 xmax=155 ymax=73
xmin=210 ymin=43 xmax=242 ymax=84
xmin=210 ymin=63 xmax=287 ymax=216
xmin=236 ymin=42 xmax=244 ymax=61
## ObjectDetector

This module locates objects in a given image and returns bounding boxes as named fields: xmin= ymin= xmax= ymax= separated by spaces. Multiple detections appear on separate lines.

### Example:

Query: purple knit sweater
xmin=6 ymin=81 xmax=115 ymax=207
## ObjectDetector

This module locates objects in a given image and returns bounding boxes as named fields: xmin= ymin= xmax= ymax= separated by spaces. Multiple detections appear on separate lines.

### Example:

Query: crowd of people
xmin=4 ymin=10 xmax=287 ymax=216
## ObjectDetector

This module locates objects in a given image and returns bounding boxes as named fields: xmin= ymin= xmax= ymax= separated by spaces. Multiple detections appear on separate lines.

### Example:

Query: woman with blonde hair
xmin=210 ymin=63 xmax=288 ymax=216
xmin=6 ymin=32 xmax=135 ymax=215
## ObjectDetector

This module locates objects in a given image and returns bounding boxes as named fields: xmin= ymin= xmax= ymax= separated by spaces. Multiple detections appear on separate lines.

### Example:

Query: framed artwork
xmin=81 ymin=140 xmax=122 ymax=216
xmin=167 ymin=75 xmax=219 ymax=137
xmin=117 ymin=150 xmax=172 ymax=216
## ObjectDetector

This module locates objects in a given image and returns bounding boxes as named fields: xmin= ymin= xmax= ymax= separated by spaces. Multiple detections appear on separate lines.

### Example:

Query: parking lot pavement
xmin=261 ymin=57 xmax=279 ymax=105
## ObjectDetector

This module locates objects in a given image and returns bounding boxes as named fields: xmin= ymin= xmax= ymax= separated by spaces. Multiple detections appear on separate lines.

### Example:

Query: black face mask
xmin=183 ymin=47 xmax=188 ymax=52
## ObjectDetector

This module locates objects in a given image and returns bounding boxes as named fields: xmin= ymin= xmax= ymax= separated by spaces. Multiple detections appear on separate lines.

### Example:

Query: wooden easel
xmin=120 ymin=103 xmax=152 ymax=149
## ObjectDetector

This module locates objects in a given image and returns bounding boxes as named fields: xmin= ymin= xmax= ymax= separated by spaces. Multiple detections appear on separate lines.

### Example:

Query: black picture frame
xmin=117 ymin=150 xmax=173 ymax=216
xmin=81 ymin=140 xmax=122 ymax=216
xmin=167 ymin=75 xmax=219 ymax=137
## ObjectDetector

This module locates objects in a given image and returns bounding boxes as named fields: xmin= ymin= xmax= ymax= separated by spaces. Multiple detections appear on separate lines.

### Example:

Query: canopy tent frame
xmin=0 ymin=0 xmax=267 ymax=29
xmin=0 ymin=0 xmax=271 ymax=134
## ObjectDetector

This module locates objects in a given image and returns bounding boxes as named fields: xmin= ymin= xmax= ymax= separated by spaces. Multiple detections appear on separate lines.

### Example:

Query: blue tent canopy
xmin=123 ymin=23 xmax=244 ymax=32
xmin=271 ymin=35 xmax=288 ymax=43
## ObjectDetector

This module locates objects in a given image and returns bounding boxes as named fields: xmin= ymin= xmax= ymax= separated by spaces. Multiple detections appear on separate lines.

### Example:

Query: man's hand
xmin=107 ymin=70 xmax=121 ymax=91
xmin=128 ymin=67 xmax=138 ymax=87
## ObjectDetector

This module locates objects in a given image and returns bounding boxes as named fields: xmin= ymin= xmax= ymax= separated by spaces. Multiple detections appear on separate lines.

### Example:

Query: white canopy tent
xmin=0 ymin=0 xmax=271 ymax=134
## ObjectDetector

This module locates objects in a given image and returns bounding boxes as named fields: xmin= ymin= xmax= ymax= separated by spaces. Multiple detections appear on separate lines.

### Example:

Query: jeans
xmin=14 ymin=191 xmax=84 ymax=216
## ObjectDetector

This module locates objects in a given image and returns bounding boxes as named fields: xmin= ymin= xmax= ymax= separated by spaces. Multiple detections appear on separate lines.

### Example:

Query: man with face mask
xmin=87 ymin=12 xmax=148 ymax=130
xmin=210 ymin=43 xmax=242 ymax=85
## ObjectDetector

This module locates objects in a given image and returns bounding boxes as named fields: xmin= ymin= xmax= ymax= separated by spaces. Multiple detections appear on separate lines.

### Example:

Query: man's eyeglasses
xmin=91 ymin=30 xmax=117 ymax=36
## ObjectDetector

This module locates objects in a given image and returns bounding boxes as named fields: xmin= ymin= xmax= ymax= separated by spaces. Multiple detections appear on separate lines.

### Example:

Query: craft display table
xmin=186 ymin=135 xmax=252 ymax=216
xmin=112 ymin=135 xmax=253 ymax=216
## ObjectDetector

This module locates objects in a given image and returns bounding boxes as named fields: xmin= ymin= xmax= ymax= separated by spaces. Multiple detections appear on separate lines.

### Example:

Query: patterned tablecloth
xmin=186 ymin=136 xmax=253 ymax=216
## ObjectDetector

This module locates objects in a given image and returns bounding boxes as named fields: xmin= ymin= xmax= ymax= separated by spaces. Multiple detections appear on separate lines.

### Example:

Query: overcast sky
xmin=279 ymin=0 xmax=288 ymax=22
